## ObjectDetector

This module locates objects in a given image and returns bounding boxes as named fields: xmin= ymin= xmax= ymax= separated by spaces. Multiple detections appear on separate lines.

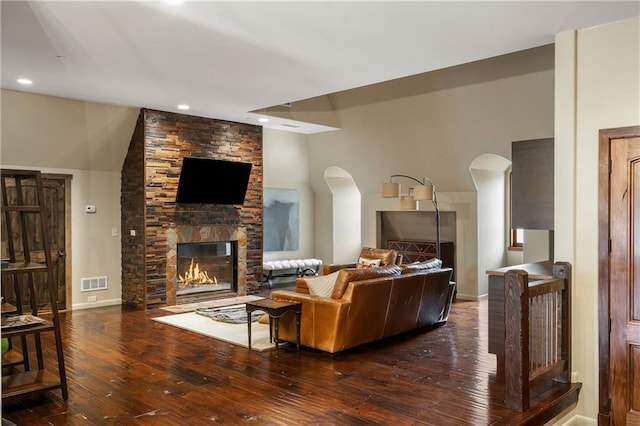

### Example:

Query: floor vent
xmin=81 ymin=276 xmax=107 ymax=292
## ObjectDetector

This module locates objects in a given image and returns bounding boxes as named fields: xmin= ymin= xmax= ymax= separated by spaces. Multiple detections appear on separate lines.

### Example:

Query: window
xmin=508 ymin=171 xmax=523 ymax=251
xmin=510 ymin=228 xmax=524 ymax=250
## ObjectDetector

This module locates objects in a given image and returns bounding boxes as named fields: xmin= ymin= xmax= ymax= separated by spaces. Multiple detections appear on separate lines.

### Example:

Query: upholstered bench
xmin=262 ymin=259 xmax=323 ymax=288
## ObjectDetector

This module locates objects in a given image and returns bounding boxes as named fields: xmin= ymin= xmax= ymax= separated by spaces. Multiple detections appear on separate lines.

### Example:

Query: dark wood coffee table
xmin=246 ymin=298 xmax=302 ymax=355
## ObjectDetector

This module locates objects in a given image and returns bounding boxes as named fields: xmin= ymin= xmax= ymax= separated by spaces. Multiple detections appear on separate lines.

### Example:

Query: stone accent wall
xmin=121 ymin=109 xmax=263 ymax=309
xmin=121 ymin=110 xmax=146 ymax=305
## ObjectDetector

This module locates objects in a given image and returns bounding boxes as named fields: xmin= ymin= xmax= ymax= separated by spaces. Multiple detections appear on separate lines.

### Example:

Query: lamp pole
xmin=384 ymin=175 xmax=441 ymax=260
xmin=424 ymin=178 xmax=441 ymax=261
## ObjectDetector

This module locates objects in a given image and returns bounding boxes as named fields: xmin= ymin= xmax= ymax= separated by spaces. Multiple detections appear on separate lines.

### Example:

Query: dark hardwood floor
xmin=2 ymin=291 xmax=576 ymax=425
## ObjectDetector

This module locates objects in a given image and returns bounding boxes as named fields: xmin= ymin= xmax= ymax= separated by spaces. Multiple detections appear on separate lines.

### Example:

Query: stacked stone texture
xmin=121 ymin=109 xmax=263 ymax=308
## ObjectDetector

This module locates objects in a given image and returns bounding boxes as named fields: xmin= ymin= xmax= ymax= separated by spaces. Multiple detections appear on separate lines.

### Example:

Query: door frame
xmin=598 ymin=125 xmax=640 ymax=424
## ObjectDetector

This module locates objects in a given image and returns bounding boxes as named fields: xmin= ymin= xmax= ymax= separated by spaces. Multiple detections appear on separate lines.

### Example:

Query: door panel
xmin=609 ymin=135 xmax=640 ymax=424
xmin=1 ymin=175 xmax=68 ymax=311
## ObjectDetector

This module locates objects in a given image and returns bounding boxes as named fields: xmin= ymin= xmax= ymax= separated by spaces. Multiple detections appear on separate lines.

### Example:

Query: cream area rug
xmin=152 ymin=305 xmax=275 ymax=352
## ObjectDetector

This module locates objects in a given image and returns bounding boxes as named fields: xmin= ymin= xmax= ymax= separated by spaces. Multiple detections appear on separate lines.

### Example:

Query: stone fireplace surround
xmin=166 ymin=225 xmax=247 ymax=306
xmin=120 ymin=109 xmax=263 ymax=310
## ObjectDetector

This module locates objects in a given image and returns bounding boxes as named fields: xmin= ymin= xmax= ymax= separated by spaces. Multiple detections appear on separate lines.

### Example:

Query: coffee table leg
xmin=247 ymin=309 xmax=252 ymax=350
xmin=274 ymin=317 xmax=279 ymax=356
xmin=295 ymin=311 xmax=301 ymax=352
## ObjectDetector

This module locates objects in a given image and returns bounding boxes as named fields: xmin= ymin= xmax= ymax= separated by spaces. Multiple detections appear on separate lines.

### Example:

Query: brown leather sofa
xmin=271 ymin=264 xmax=455 ymax=354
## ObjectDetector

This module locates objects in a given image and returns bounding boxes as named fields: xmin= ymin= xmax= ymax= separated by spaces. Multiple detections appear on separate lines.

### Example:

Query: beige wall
xmin=262 ymin=128 xmax=315 ymax=261
xmin=66 ymin=169 xmax=123 ymax=309
xmin=307 ymin=45 xmax=555 ymax=296
xmin=0 ymin=165 xmax=125 ymax=310
xmin=555 ymin=16 xmax=640 ymax=421
xmin=1 ymin=91 xmax=138 ymax=310
xmin=1 ymin=90 xmax=137 ymax=171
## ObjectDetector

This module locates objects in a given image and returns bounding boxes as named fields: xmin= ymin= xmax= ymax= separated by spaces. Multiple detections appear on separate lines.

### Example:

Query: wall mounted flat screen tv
xmin=176 ymin=157 xmax=252 ymax=205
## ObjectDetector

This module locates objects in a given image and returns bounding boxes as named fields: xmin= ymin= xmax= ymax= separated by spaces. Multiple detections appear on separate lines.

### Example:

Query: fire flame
xmin=178 ymin=258 xmax=217 ymax=287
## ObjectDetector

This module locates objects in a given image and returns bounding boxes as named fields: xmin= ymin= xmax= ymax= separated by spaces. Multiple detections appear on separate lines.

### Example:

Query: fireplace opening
xmin=176 ymin=241 xmax=238 ymax=298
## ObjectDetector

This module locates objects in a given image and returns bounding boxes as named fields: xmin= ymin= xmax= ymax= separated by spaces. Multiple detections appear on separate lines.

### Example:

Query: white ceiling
xmin=2 ymin=1 xmax=638 ymax=134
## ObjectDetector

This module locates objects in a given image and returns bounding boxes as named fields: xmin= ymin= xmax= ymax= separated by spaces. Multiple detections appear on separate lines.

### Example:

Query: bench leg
xmin=262 ymin=271 xmax=274 ymax=288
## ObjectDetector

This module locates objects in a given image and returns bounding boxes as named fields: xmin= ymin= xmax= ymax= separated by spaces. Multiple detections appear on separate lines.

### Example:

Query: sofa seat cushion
xmin=331 ymin=264 xmax=402 ymax=299
xmin=305 ymin=271 xmax=340 ymax=298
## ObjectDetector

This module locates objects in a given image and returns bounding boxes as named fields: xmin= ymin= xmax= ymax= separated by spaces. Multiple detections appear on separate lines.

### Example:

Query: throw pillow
xmin=359 ymin=247 xmax=398 ymax=266
xmin=305 ymin=271 xmax=340 ymax=298
xmin=357 ymin=257 xmax=381 ymax=269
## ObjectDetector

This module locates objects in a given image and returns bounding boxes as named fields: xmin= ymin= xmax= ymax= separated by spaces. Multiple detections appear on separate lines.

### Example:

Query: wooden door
xmin=599 ymin=126 xmax=640 ymax=425
xmin=1 ymin=174 xmax=70 ymax=311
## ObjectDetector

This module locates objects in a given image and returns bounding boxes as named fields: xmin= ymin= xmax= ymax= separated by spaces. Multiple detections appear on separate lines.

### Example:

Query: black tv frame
xmin=176 ymin=157 xmax=252 ymax=205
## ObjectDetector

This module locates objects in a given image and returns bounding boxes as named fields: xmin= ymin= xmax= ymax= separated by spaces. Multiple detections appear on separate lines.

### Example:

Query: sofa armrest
xmin=271 ymin=289 xmax=349 ymax=313
xmin=323 ymin=263 xmax=357 ymax=275
xmin=439 ymin=281 xmax=457 ymax=322
xmin=294 ymin=277 xmax=310 ymax=294
xmin=272 ymin=289 xmax=315 ymax=303
xmin=271 ymin=289 xmax=351 ymax=353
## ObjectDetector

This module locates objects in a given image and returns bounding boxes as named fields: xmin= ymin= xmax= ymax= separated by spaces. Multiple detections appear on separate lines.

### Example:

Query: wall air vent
xmin=280 ymin=123 xmax=300 ymax=128
xmin=81 ymin=276 xmax=108 ymax=292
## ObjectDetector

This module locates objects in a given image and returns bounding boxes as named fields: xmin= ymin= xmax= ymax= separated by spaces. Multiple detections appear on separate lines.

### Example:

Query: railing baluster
xmin=504 ymin=262 xmax=572 ymax=411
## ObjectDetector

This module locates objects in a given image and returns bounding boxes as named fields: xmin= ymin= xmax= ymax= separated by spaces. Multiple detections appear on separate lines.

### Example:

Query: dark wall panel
xmin=511 ymin=138 xmax=554 ymax=230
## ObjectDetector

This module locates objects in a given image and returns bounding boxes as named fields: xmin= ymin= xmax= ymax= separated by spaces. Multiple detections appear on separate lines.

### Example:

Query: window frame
xmin=508 ymin=171 xmax=523 ymax=251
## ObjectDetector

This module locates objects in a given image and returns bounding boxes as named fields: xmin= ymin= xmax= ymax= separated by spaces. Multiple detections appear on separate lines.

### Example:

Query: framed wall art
xmin=264 ymin=188 xmax=299 ymax=251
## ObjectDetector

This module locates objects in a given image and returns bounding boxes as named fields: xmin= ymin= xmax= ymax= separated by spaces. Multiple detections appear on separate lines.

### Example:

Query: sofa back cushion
xmin=359 ymin=247 xmax=398 ymax=266
xmin=400 ymin=258 xmax=443 ymax=274
xmin=383 ymin=273 xmax=425 ymax=336
xmin=332 ymin=264 xmax=402 ymax=299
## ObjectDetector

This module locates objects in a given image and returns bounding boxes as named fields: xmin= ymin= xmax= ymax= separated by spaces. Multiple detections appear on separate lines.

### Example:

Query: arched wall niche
xmin=469 ymin=153 xmax=512 ymax=295
xmin=324 ymin=166 xmax=361 ymax=264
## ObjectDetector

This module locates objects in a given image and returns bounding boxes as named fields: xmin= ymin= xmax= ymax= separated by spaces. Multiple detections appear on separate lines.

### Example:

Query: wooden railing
xmin=504 ymin=262 xmax=571 ymax=411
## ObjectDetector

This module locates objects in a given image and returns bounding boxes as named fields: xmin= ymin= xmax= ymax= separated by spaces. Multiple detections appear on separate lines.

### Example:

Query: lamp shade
xmin=413 ymin=183 xmax=433 ymax=201
xmin=382 ymin=182 xmax=400 ymax=198
xmin=400 ymin=195 xmax=417 ymax=210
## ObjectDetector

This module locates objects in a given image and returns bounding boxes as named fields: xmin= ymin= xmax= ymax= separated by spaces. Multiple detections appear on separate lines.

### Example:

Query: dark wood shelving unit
xmin=1 ymin=169 xmax=68 ymax=401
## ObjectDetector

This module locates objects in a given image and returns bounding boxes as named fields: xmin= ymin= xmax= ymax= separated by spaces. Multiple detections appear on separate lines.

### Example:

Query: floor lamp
xmin=381 ymin=174 xmax=441 ymax=260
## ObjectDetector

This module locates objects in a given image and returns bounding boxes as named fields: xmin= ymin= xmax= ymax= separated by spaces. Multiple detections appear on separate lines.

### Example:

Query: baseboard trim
xmin=560 ymin=414 xmax=596 ymax=425
xmin=455 ymin=292 xmax=487 ymax=301
xmin=72 ymin=298 xmax=121 ymax=310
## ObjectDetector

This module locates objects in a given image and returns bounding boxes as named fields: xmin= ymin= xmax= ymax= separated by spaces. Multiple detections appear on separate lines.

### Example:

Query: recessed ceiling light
xmin=17 ymin=78 xmax=33 ymax=85
xmin=258 ymin=118 xmax=269 ymax=123
xmin=177 ymin=104 xmax=189 ymax=110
